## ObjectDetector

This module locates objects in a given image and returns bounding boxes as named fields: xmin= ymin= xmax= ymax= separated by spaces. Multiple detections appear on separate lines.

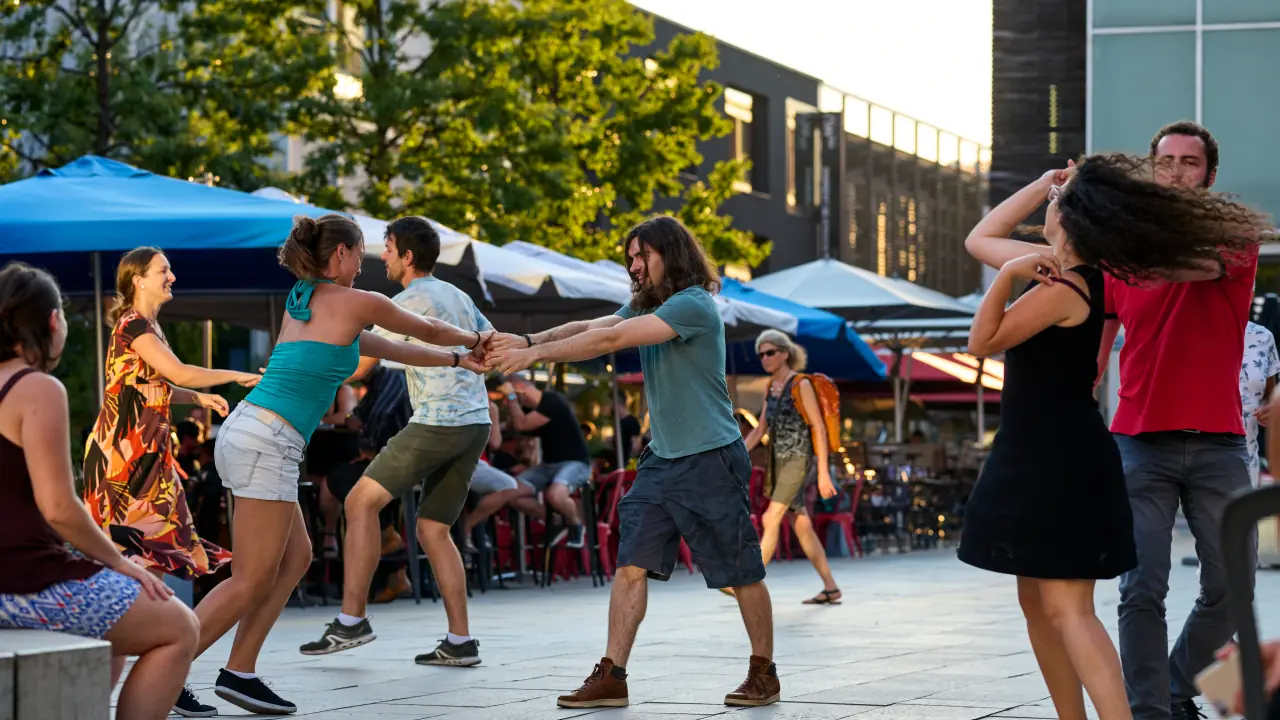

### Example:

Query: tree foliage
xmin=295 ymin=0 xmax=766 ymax=267
xmin=0 ymin=0 xmax=332 ymax=188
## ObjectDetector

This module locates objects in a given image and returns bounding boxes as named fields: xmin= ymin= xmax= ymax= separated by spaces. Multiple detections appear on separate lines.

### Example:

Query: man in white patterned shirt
xmin=300 ymin=216 xmax=493 ymax=667
xmin=1240 ymin=320 xmax=1280 ymax=485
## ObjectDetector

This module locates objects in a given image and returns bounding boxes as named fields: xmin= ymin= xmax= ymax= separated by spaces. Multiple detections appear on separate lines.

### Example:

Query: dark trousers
xmin=1115 ymin=432 xmax=1255 ymax=720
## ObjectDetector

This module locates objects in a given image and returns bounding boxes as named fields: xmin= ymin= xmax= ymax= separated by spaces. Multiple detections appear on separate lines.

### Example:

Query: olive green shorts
xmin=764 ymin=454 xmax=811 ymax=511
xmin=364 ymin=423 xmax=490 ymax=524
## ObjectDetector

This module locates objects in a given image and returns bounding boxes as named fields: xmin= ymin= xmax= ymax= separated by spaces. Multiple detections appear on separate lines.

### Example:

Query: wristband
xmin=469 ymin=330 xmax=481 ymax=349
xmin=451 ymin=351 xmax=460 ymax=368
xmin=521 ymin=333 xmax=533 ymax=347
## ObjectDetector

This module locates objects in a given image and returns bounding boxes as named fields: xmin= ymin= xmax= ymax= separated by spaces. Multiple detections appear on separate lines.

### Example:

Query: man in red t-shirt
xmin=1096 ymin=121 xmax=1258 ymax=720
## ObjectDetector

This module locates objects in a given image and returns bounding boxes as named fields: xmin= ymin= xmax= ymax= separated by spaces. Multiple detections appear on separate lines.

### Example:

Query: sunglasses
xmin=758 ymin=349 xmax=783 ymax=359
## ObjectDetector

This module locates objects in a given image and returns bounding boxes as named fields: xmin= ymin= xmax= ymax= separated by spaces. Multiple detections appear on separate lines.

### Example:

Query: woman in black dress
xmin=959 ymin=156 xmax=1269 ymax=720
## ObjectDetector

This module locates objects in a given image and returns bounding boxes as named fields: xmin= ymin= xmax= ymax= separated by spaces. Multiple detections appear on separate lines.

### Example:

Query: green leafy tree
xmin=0 ymin=0 xmax=331 ymax=188
xmin=294 ymin=0 xmax=766 ymax=267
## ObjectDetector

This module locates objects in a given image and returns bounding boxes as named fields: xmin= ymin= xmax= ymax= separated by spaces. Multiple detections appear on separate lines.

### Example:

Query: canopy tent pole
xmin=92 ymin=252 xmax=105 ymax=407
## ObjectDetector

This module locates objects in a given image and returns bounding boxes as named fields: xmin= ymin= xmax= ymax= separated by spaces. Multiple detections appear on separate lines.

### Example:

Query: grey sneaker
xmin=415 ymin=638 xmax=481 ymax=667
xmin=299 ymin=618 xmax=376 ymax=655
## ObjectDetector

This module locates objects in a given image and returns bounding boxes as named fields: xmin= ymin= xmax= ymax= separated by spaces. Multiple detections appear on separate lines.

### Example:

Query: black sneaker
xmin=213 ymin=670 xmax=296 ymax=715
xmin=173 ymin=685 xmax=218 ymax=717
xmin=415 ymin=638 xmax=482 ymax=667
xmin=565 ymin=524 xmax=586 ymax=549
xmin=298 ymin=617 xmax=376 ymax=655
xmin=1172 ymin=699 xmax=1207 ymax=720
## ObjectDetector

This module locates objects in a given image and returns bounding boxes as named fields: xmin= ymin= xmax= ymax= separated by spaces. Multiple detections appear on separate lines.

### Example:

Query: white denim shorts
xmin=215 ymin=402 xmax=306 ymax=503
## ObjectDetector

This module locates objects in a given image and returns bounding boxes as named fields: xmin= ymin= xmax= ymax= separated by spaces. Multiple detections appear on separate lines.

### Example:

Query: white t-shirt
xmin=1240 ymin=321 xmax=1280 ymax=483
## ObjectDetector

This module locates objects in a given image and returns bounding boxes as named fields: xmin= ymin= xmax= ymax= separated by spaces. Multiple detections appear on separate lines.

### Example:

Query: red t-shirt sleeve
xmin=1103 ymin=273 xmax=1117 ymax=318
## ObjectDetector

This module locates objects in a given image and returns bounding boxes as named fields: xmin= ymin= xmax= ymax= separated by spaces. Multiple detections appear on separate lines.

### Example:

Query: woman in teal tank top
xmin=190 ymin=214 xmax=490 ymax=715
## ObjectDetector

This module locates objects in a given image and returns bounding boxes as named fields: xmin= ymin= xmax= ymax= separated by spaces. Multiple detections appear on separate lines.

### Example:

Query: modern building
xmin=990 ymin=0 xmax=1086 ymax=218
xmin=650 ymin=16 xmax=989 ymax=297
xmin=994 ymin=0 xmax=1280 ymax=289
xmin=1087 ymin=0 xmax=1280 ymax=290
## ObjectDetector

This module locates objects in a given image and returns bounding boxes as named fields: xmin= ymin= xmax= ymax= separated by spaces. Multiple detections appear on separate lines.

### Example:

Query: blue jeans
xmin=1116 ymin=432 xmax=1255 ymax=720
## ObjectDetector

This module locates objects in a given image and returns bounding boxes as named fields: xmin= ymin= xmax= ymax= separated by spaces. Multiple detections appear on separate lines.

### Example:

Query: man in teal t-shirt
xmin=488 ymin=216 xmax=778 ymax=710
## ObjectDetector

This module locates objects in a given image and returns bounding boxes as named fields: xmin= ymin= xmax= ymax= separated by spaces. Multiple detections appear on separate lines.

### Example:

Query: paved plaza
xmin=122 ymin=536 xmax=1280 ymax=719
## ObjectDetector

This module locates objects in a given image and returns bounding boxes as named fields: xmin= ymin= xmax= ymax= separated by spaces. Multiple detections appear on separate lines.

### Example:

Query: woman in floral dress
xmin=83 ymin=247 xmax=260 ymax=580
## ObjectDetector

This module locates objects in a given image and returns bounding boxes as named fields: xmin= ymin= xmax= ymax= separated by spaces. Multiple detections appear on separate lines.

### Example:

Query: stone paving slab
xmin=103 ymin=535 xmax=1280 ymax=718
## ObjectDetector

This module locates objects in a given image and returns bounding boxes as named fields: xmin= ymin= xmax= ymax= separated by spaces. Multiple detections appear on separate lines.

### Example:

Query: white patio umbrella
xmin=747 ymin=258 xmax=975 ymax=322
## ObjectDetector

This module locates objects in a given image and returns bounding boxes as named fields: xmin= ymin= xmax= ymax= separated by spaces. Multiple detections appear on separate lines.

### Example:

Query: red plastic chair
xmin=812 ymin=474 xmax=865 ymax=558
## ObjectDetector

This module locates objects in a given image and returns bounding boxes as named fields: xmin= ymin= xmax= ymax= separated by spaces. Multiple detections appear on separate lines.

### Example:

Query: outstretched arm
xmin=488 ymin=315 xmax=676 ymax=375
xmin=488 ymin=316 xmax=625 ymax=354
xmin=358 ymin=290 xmax=488 ymax=349
xmin=358 ymin=331 xmax=485 ymax=373
xmin=133 ymin=335 xmax=260 ymax=389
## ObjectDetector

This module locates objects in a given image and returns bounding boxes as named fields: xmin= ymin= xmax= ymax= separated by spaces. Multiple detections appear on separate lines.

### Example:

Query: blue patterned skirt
xmin=0 ymin=569 xmax=141 ymax=639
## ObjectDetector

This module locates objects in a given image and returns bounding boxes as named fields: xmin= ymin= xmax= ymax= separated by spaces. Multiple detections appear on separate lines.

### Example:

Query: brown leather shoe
xmin=557 ymin=658 xmax=629 ymax=708
xmin=724 ymin=655 xmax=780 ymax=706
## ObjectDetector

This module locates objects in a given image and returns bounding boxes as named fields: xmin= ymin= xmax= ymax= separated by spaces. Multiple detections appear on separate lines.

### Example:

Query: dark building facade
xmin=990 ymin=0 xmax=1086 ymax=216
xmin=649 ymin=15 xmax=989 ymax=297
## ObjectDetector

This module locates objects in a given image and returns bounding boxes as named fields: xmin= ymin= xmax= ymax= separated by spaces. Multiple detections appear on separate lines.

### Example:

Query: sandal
xmin=802 ymin=589 xmax=842 ymax=605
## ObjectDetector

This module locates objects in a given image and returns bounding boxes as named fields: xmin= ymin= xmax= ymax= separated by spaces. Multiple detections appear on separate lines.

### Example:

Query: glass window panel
xmin=844 ymin=97 xmax=869 ymax=138
xmin=870 ymin=106 xmax=894 ymax=147
xmin=979 ymin=147 xmax=992 ymax=175
xmin=818 ymin=85 xmax=844 ymax=113
xmin=917 ymin=125 xmax=938 ymax=163
xmin=1204 ymin=0 xmax=1280 ymax=24
xmin=938 ymin=132 xmax=960 ymax=167
xmin=1090 ymin=33 xmax=1195 ymax=154
xmin=895 ymin=115 xmax=917 ymax=154
xmin=1092 ymin=0 xmax=1194 ymax=28
xmin=724 ymin=87 xmax=754 ymax=123
xmin=1203 ymin=29 xmax=1280 ymax=220
xmin=960 ymin=141 xmax=980 ymax=173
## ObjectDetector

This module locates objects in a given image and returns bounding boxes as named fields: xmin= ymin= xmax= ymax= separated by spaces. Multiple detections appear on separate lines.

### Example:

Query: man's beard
xmin=630 ymin=277 xmax=664 ymax=311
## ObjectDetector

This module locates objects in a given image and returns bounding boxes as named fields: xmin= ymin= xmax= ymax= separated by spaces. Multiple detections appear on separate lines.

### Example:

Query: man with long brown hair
xmin=487 ymin=215 xmax=778 ymax=709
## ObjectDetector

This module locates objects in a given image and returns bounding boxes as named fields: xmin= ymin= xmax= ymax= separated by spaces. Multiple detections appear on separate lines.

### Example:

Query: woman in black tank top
xmin=957 ymin=156 xmax=1269 ymax=720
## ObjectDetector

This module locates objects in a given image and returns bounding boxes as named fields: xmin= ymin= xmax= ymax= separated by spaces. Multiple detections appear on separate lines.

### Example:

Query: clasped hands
xmin=458 ymin=331 xmax=539 ymax=375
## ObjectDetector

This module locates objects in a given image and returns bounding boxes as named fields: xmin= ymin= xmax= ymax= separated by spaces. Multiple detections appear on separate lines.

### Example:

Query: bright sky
xmin=630 ymin=0 xmax=993 ymax=146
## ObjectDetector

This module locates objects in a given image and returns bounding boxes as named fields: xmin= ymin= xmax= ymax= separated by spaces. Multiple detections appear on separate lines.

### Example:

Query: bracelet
xmin=451 ymin=351 xmax=460 ymax=368
xmin=521 ymin=333 xmax=533 ymax=347
xmin=468 ymin=330 xmax=481 ymax=349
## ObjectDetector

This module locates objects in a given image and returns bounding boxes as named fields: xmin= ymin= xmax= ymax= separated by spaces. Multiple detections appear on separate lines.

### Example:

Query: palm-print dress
xmin=81 ymin=311 xmax=231 ymax=578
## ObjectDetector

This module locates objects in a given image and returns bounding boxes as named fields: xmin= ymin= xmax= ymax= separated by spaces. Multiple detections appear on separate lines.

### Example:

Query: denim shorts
xmin=215 ymin=402 xmax=307 ymax=503
xmin=616 ymin=439 xmax=765 ymax=590
xmin=519 ymin=460 xmax=592 ymax=493
xmin=0 ymin=568 xmax=141 ymax=639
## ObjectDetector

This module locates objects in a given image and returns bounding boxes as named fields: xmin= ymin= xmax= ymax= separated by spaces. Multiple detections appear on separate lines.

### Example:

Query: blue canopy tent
xmin=0 ymin=155 xmax=351 ymax=399
xmin=719 ymin=278 xmax=885 ymax=381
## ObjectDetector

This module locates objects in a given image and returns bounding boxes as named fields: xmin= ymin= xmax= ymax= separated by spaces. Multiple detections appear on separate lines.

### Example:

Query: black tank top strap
xmin=0 ymin=368 xmax=37 ymax=406
xmin=1054 ymin=271 xmax=1092 ymax=305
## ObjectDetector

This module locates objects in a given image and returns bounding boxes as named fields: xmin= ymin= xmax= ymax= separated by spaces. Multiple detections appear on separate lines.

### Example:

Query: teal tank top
xmin=244 ymin=279 xmax=360 ymax=442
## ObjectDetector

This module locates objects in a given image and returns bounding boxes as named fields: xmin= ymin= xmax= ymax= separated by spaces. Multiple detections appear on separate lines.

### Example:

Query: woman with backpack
xmin=735 ymin=329 xmax=842 ymax=604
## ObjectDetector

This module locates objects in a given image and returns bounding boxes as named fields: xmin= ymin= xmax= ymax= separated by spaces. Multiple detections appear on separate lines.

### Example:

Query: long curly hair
xmin=1057 ymin=153 xmax=1273 ymax=281
xmin=624 ymin=215 xmax=720 ymax=312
